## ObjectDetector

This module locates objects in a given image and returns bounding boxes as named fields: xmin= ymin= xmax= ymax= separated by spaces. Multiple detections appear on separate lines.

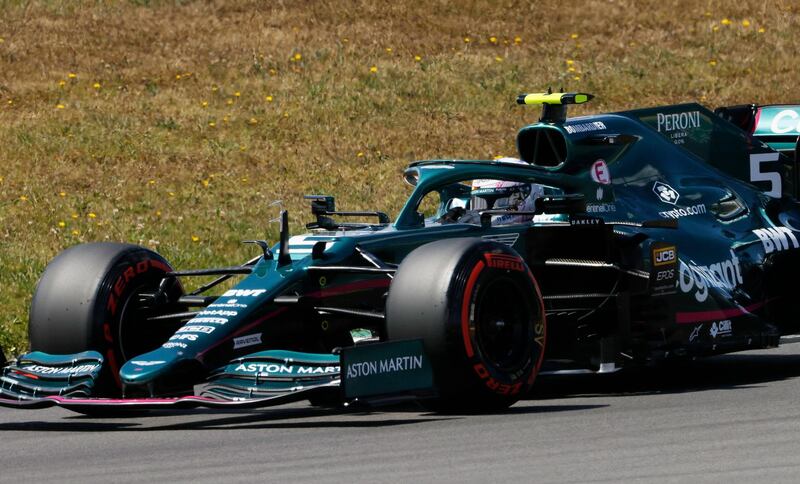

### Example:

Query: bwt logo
xmin=653 ymin=181 xmax=680 ymax=205
xmin=653 ymin=246 xmax=677 ymax=266
xmin=753 ymin=227 xmax=799 ymax=254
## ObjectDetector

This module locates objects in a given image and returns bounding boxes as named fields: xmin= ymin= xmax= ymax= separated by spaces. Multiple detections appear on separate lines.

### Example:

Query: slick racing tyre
xmin=385 ymin=238 xmax=546 ymax=413
xmin=29 ymin=243 xmax=183 ymax=394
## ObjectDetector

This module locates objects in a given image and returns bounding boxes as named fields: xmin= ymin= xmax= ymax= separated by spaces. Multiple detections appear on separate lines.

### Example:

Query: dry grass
xmin=0 ymin=0 xmax=798 ymax=354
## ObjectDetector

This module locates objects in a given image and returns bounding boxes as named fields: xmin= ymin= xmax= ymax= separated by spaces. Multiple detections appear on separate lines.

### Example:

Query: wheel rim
xmin=472 ymin=275 xmax=536 ymax=373
xmin=117 ymin=279 xmax=183 ymax=362
xmin=117 ymin=282 xmax=161 ymax=362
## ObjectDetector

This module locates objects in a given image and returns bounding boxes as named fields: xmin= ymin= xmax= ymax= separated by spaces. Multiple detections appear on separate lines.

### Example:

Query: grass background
xmin=0 ymin=0 xmax=797 ymax=355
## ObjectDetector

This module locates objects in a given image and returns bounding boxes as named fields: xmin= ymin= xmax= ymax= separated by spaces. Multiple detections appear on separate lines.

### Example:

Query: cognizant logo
xmin=678 ymin=253 xmax=743 ymax=302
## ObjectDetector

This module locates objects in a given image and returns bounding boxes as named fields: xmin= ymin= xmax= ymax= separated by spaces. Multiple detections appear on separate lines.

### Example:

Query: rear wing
xmin=622 ymin=103 xmax=797 ymax=199
xmin=715 ymin=104 xmax=800 ymax=157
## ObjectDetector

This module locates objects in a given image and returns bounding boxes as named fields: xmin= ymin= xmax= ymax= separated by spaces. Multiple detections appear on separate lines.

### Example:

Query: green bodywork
xmin=117 ymin=101 xmax=797 ymax=391
xmin=341 ymin=339 xmax=433 ymax=399
xmin=753 ymin=105 xmax=800 ymax=153
xmin=5 ymin=98 xmax=799 ymax=407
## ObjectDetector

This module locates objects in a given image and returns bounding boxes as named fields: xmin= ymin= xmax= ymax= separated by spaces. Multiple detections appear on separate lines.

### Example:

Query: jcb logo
xmin=654 ymin=246 xmax=676 ymax=266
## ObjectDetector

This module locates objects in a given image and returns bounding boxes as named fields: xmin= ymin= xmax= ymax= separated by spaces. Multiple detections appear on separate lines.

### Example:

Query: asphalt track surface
xmin=4 ymin=342 xmax=800 ymax=483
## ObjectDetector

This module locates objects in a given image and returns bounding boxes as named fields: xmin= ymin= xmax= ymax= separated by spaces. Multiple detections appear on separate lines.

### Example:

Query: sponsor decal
xmin=564 ymin=121 xmax=607 ymax=134
xmin=345 ymin=356 xmax=424 ymax=378
xmin=659 ymin=203 xmax=707 ymax=219
xmin=655 ymin=268 xmax=675 ymax=281
xmin=689 ymin=325 xmax=701 ymax=343
xmin=484 ymin=253 xmax=525 ymax=272
xmin=653 ymin=246 xmax=677 ymax=266
xmin=208 ymin=302 xmax=249 ymax=309
xmin=657 ymin=111 xmax=701 ymax=133
xmin=656 ymin=110 xmax=701 ymax=145
xmin=653 ymin=182 xmax=707 ymax=219
xmin=130 ymin=360 xmax=165 ymax=366
xmin=586 ymin=203 xmax=617 ymax=213
xmin=678 ymin=253 xmax=743 ymax=303
xmin=170 ymin=333 xmax=198 ymax=341
xmin=710 ymin=319 xmax=732 ymax=338
xmin=342 ymin=340 xmax=434 ymax=399
xmin=753 ymin=227 xmax=799 ymax=254
xmin=222 ymin=289 xmax=267 ymax=298
xmin=767 ymin=109 xmax=800 ymax=134
xmin=162 ymin=342 xmax=187 ymax=349
xmin=297 ymin=366 xmax=339 ymax=374
xmin=596 ymin=186 xmax=603 ymax=200
xmin=198 ymin=309 xmax=238 ymax=317
xmin=234 ymin=363 xmax=339 ymax=374
xmin=493 ymin=215 xmax=523 ymax=225
xmin=570 ymin=217 xmax=603 ymax=225
xmin=22 ymin=364 xmax=100 ymax=375
xmin=590 ymin=159 xmax=611 ymax=185
xmin=233 ymin=333 xmax=262 ymax=349
xmin=189 ymin=317 xmax=228 ymax=325
xmin=177 ymin=325 xmax=215 ymax=334
xmin=482 ymin=233 xmax=520 ymax=247
xmin=653 ymin=181 xmax=680 ymax=205
xmin=650 ymin=243 xmax=678 ymax=296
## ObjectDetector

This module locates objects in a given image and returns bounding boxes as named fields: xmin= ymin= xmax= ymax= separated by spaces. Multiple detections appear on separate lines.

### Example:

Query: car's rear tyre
xmin=29 ymin=243 xmax=183 ymax=394
xmin=385 ymin=238 xmax=546 ymax=413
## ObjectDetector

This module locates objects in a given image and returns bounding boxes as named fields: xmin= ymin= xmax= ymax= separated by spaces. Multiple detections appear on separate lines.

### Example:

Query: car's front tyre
xmin=29 ymin=243 xmax=183 ymax=394
xmin=385 ymin=238 xmax=546 ymax=413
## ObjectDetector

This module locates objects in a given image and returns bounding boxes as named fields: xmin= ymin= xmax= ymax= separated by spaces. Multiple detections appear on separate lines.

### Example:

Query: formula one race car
xmin=2 ymin=92 xmax=800 ymax=414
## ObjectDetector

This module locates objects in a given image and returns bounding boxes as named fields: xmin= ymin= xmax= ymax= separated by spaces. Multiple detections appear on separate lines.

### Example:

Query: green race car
xmin=2 ymin=92 xmax=799 ymax=414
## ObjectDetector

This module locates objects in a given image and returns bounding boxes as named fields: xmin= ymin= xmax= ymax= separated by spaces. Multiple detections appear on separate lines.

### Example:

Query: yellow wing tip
xmin=516 ymin=92 xmax=594 ymax=105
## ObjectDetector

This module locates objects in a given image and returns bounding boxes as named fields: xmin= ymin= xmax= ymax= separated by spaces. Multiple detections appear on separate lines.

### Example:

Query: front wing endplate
xmin=0 ymin=380 xmax=339 ymax=412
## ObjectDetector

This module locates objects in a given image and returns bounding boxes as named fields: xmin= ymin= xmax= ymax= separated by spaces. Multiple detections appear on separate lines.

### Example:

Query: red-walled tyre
xmin=385 ymin=238 xmax=546 ymax=413
xmin=29 ymin=243 xmax=183 ymax=394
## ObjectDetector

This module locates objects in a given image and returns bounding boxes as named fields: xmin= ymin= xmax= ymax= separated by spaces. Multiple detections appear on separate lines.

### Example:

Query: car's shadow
xmin=529 ymin=349 xmax=800 ymax=400
xmin=2 ymin=349 xmax=800 ymax=431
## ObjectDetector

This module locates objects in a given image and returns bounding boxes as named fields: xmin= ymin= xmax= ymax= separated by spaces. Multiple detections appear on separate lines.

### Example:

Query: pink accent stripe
xmin=676 ymin=301 xmax=766 ymax=324
xmin=303 ymin=278 xmax=391 ymax=299
xmin=48 ymin=396 xmax=201 ymax=404
xmin=43 ymin=394 xmax=290 ymax=407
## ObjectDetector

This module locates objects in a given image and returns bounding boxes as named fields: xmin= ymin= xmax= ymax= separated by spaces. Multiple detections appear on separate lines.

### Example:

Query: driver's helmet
xmin=469 ymin=158 xmax=543 ymax=224
xmin=471 ymin=186 xmax=544 ymax=225
xmin=470 ymin=179 xmax=534 ymax=211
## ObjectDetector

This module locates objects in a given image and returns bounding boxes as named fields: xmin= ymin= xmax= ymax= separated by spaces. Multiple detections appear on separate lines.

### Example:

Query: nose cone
xmin=119 ymin=348 xmax=183 ymax=385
